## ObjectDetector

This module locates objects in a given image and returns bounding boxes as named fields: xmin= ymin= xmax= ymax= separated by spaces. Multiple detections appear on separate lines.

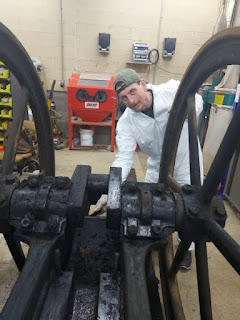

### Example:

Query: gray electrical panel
xmin=132 ymin=42 xmax=149 ymax=62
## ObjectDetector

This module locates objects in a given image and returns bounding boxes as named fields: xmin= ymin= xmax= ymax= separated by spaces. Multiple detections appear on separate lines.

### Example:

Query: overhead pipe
xmin=59 ymin=0 xmax=64 ymax=87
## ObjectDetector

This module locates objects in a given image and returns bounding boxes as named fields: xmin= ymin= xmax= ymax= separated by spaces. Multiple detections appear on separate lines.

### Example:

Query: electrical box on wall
xmin=98 ymin=33 xmax=110 ymax=53
xmin=162 ymin=38 xmax=176 ymax=58
xmin=132 ymin=42 xmax=149 ymax=62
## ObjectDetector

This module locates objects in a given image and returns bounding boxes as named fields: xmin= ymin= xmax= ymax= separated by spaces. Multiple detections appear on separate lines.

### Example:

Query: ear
xmin=140 ymin=79 xmax=147 ymax=91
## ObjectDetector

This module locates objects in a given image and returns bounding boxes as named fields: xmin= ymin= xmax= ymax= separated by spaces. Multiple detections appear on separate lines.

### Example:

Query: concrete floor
xmin=0 ymin=148 xmax=240 ymax=319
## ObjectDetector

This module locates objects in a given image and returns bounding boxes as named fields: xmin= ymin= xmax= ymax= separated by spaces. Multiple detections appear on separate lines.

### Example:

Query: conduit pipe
xmin=59 ymin=0 xmax=64 ymax=87
xmin=152 ymin=0 xmax=165 ymax=84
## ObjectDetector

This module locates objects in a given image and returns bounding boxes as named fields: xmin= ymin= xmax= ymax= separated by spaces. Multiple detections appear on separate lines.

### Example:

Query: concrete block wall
xmin=1 ymin=0 xmax=222 ymax=89
xmin=1 ymin=0 xmax=224 ymax=139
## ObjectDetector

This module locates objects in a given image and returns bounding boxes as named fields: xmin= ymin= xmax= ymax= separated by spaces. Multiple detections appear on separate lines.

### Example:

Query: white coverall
xmin=95 ymin=80 xmax=203 ymax=224
xmin=112 ymin=79 xmax=204 ymax=184
xmin=107 ymin=79 xmax=204 ymax=252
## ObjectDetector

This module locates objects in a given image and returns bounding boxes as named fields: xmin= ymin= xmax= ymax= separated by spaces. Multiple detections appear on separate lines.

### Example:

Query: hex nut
xmin=21 ymin=217 xmax=31 ymax=228
xmin=127 ymin=218 xmax=138 ymax=235
xmin=151 ymin=220 xmax=162 ymax=235
xmin=28 ymin=176 xmax=39 ymax=188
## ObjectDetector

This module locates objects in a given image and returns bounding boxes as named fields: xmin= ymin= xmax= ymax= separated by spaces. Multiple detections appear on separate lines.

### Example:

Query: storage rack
xmin=0 ymin=61 xmax=13 ymax=145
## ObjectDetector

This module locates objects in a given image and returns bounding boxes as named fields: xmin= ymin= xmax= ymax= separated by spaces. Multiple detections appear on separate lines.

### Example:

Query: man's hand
xmin=92 ymin=194 xmax=108 ymax=216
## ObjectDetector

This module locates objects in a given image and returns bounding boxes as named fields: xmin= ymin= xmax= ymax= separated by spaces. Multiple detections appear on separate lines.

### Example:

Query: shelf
xmin=0 ymin=105 xmax=12 ymax=109
xmin=0 ymin=92 xmax=12 ymax=96
xmin=72 ymin=144 xmax=109 ymax=150
xmin=0 ymin=78 xmax=10 ymax=82
xmin=126 ymin=61 xmax=152 ymax=65
xmin=0 ymin=116 xmax=13 ymax=120
xmin=71 ymin=119 xmax=113 ymax=127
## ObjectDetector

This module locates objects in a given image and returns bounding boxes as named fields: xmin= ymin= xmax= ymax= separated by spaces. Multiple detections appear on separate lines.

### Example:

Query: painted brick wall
xmin=1 ymin=0 xmax=225 ymax=139
xmin=1 ymin=0 xmax=222 ymax=90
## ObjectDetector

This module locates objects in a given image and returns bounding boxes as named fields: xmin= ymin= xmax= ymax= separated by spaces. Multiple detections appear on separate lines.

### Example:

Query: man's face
xmin=117 ymin=80 xmax=148 ymax=112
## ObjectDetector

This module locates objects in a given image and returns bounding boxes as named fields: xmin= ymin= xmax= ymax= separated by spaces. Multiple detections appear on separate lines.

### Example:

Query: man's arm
xmin=112 ymin=123 xmax=136 ymax=182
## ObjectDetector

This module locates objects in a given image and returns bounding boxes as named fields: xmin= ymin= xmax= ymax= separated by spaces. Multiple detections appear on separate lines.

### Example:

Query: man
xmin=95 ymin=69 xmax=203 ymax=269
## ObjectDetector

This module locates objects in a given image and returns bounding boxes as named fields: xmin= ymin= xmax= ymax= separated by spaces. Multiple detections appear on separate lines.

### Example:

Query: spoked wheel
xmin=0 ymin=23 xmax=55 ymax=271
xmin=158 ymin=27 xmax=240 ymax=319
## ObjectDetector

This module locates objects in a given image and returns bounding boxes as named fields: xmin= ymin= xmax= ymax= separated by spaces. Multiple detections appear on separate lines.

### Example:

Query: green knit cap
xmin=113 ymin=69 xmax=141 ymax=93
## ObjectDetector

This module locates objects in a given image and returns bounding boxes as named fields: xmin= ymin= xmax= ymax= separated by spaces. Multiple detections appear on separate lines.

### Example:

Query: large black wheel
xmin=158 ymin=27 xmax=240 ymax=320
xmin=0 ymin=23 xmax=55 ymax=271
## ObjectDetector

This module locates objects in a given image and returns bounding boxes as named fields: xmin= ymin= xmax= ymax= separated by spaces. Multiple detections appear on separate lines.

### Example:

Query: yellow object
xmin=1 ymin=108 xmax=12 ymax=118
xmin=47 ymin=98 xmax=51 ymax=110
xmin=214 ymin=93 xmax=224 ymax=105
xmin=0 ymin=68 xmax=9 ymax=79
xmin=2 ymin=121 xmax=9 ymax=129
xmin=0 ymin=96 xmax=12 ymax=106
xmin=0 ymin=83 xmax=10 ymax=93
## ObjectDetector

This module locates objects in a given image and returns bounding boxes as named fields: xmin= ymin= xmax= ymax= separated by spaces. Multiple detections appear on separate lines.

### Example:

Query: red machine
xmin=68 ymin=73 xmax=117 ymax=151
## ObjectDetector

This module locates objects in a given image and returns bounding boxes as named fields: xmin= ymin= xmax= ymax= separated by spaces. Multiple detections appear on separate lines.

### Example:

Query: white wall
xmin=0 ymin=0 xmax=222 ymax=90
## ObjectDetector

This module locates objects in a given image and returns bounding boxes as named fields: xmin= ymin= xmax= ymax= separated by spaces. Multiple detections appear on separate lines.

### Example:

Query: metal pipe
xmin=205 ymin=218 xmax=240 ymax=274
xmin=168 ymin=240 xmax=191 ymax=279
xmin=87 ymin=174 xmax=109 ymax=194
xmin=188 ymin=95 xmax=201 ymax=186
xmin=159 ymin=236 xmax=186 ymax=320
xmin=195 ymin=241 xmax=213 ymax=320
xmin=152 ymin=0 xmax=165 ymax=84
xmin=59 ymin=0 xmax=64 ymax=87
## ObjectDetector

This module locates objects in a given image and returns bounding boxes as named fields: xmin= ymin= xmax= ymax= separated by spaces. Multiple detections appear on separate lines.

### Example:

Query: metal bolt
xmin=28 ymin=176 xmax=39 ymax=188
xmin=182 ymin=184 xmax=192 ymax=195
xmin=127 ymin=218 xmax=138 ymax=235
xmin=55 ymin=177 xmax=67 ymax=189
xmin=21 ymin=217 xmax=31 ymax=228
xmin=151 ymin=220 xmax=162 ymax=235
xmin=5 ymin=174 xmax=16 ymax=184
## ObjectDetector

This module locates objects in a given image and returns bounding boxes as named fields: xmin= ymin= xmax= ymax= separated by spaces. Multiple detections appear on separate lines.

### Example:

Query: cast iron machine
xmin=0 ymin=22 xmax=240 ymax=320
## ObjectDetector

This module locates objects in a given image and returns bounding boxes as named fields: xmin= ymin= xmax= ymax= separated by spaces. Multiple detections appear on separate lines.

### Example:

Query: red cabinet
xmin=68 ymin=73 xmax=117 ymax=151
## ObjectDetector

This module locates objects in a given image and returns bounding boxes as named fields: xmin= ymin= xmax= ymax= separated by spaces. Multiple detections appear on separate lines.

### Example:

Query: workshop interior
xmin=0 ymin=1 xmax=240 ymax=319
